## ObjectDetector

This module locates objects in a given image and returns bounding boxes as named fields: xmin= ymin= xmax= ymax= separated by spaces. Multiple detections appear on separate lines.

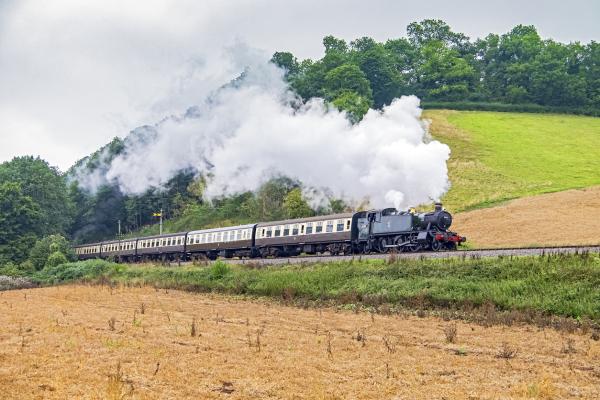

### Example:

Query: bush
xmin=45 ymin=252 xmax=68 ymax=269
xmin=210 ymin=261 xmax=230 ymax=280
xmin=29 ymin=235 xmax=74 ymax=270
xmin=35 ymin=259 xmax=115 ymax=284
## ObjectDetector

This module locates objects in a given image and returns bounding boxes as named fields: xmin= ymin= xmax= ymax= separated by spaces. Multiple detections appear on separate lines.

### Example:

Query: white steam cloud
xmin=76 ymin=46 xmax=450 ymax=210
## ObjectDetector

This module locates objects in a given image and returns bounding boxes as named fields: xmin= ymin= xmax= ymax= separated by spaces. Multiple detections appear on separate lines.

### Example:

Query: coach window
xmin=316 ymin=221 xmax=323 ymax=233
xmin=306 ymin=222 xmax=313 ymax=234
xmin=336 ymin=220 xmax=344 ymax=232
xmin=292 ymin=224 xmax=299 ymax=235
xmin=283 ymin=225 xmax=290 ymax=236
xmin=326 ymin=221 xmax=334 ymax=233
xmin=346 ymin=219 xmax=351 ymax=230
xmin=274 ymin=226 xmax=281 ymax=237
xmin=266 ymin=228 xmax=272 ymax=238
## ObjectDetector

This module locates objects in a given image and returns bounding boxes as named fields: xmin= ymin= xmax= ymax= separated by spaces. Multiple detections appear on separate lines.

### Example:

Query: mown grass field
xmin=425 ymin=110 xmax=600 ymax=212
xmin=20 ymin=252 xmax=600 ymax=321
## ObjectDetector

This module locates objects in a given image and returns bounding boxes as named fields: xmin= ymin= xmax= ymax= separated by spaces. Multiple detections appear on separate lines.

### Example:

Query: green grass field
xmin=13 ymin=252 xmax=599 ymax=321
xmin=426 ymin=110 xmax=600 ymax=212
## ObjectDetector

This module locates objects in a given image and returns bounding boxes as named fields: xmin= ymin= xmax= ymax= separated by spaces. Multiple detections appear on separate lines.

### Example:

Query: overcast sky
xmin=1 ymin=0 xmax=598 ymax=171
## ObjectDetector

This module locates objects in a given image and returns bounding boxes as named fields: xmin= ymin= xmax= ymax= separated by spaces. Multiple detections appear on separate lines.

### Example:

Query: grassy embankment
xmin=426 ymin=110 xmax=600 ymax=212
xmin=16 ymin=252 xmax=600 ymax=322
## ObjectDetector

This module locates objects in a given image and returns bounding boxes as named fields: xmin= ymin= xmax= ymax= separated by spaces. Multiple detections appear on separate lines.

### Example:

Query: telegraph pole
xmin=159 ymin=208 xmax=163 ymax=235
xmin=118 ymin=219 xmax=121 ymax=237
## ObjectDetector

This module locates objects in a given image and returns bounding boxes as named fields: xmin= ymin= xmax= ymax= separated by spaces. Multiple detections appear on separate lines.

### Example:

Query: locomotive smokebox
xmin=418 ymin=204 xmax=453 ymax=230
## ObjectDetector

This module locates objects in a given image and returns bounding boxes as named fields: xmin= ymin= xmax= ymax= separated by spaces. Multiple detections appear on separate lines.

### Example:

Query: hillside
xmin=423 ymin=110 xmax=600 ymax=248
xmin=426 ymin=110 xmax=600 ymax=212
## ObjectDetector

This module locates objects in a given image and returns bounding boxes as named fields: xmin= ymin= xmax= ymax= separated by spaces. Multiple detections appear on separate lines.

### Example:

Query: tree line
xmin=0 ymin=153 xmax=319 ymax=270
xmin=272 ymin=19 xmax=599 ymax=120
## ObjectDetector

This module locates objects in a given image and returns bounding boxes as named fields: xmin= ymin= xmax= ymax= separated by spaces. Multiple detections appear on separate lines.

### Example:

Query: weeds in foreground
xmin=353 ymin=329 xmax=367 ymax=347
xmin=108 ymin=317 xmax=116 ymax=331
xmin=106 ymin=362 xmax=133 ymax=400
xmin=326 ymin=331 xmax=333 ymax=359
xmin=190 ymin=318 xmax=197 ymax=337
xmin=496 ymin=342 xmax=518 ymax=359
xmin=560 ymin=338 xmax=576 ymax=354
xmin=382 ymin=335 xmax=397 ymax=354
xmin=443 ymin=322 xmax=458 ymax=343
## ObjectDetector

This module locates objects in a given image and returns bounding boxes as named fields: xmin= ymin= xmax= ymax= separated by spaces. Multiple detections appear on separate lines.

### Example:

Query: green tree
xmin=28 ymin=234 xmax=74 ymax=270
xmin=407 ymin=19 xmax=470 ymax=52
xmin=271 ymin=51 xmax=300 ymax=77
xmin=324 ymin=63 xmax=373 ymax=99
xmin=0 ymin=182 xmax=42 ymax=264
xmin=331 ymin=91 xmax=372 ymax=122
xmin=350 ymin=39 xmax=405 ymax=107
xmin=416 ymin=41 xmax=475 ymax=101
xmin=283 ymin=188 xmax=314 ymax=219
xmin=0 ymin=156 xmax=74 ymax=236
xmin=582 ymin=42 xmax=600 ymax=107
xmin=45 ymin=251 xmax=68 ymax=269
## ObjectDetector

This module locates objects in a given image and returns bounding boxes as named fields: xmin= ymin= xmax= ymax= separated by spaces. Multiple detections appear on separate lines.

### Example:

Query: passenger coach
xmin=255 ymin=213 xmax=354 ymax=257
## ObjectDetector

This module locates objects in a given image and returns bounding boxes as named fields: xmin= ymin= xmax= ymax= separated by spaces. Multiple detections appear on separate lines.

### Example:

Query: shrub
xmin=210 ymin=261 xmax=230 ymax=280
xmin=29 ymin=235 xmax=74 ymax=270
xmin=45 ymin=252 xmax=68 ymax=269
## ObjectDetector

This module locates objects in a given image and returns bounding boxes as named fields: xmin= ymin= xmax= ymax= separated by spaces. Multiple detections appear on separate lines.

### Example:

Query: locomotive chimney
xmin=434 ymin=202 xmax=443 ymax=212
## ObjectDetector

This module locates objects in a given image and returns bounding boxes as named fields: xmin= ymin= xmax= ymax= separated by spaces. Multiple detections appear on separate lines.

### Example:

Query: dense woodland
xmin=1 ymin=20 xmax=598 ymax=270
xmin=272 ymin=20 xmax=599 ymax=121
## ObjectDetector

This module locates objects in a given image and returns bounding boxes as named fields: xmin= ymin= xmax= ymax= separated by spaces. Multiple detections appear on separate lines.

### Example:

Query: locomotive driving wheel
xmin=430 ymin=240 xmax=442 ymax=252
xmin=378 ymin=238 xmax=391 ymax=253
xmin=405 ymin=234 xmax=421 ymax=252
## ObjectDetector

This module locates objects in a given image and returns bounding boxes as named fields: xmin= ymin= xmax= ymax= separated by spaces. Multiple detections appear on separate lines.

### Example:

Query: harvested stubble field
xmin=0 ymin=285 xmax=599 ymax=399
xmin=453 ymin=186 xmax=600 ymax=248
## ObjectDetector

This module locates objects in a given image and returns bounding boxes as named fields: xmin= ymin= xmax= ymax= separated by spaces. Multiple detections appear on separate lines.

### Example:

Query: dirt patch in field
xmin=453 ymin=186 xmax=600 ymax=248
xmin=0 ymin=285 xmax=598 ymax=399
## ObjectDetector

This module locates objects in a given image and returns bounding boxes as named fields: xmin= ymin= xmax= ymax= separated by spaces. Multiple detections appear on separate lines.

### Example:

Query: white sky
xmin=0 ymin=0 xmax=598 ymax=171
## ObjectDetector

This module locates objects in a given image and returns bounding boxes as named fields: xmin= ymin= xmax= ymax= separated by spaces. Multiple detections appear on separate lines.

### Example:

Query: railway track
xmin=180 ymin=245 xmax=600 ymax=266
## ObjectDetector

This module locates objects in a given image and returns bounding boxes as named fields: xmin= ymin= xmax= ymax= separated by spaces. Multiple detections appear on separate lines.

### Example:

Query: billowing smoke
xmin=75 ymin=47 xmax=450 ymax=210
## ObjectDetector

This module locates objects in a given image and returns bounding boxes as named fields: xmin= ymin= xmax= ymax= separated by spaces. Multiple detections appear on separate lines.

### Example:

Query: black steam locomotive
xmin=74 ymin=203 xmax=465 ymax=262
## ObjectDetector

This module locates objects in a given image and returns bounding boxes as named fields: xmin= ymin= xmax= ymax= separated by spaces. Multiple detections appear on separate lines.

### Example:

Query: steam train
xmin=74 ymin=203 xmax=466 ymax=262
